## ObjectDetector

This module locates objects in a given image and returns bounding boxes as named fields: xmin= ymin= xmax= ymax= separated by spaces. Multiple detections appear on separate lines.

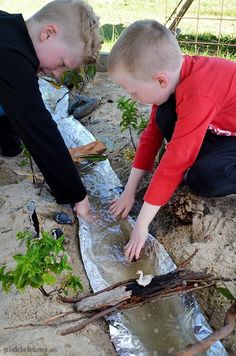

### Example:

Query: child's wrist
xmin=124 ymin=186 xmax=136 ymax=195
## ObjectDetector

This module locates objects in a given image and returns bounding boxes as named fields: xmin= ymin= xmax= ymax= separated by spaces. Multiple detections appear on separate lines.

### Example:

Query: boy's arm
xmin=0 ymin=52 xmax=87 ymax=207
xmin=132 ymin=104 xmax=163 ymax=171
xmin=110 ymin=105 xmax=163 ymax=218
xmin=109 ymin=167 xmax=145 ymax=218
xmin=125 ymin=202 xmax=161 ymax=261
xmin=125 ymin=96 xmax=216 ymax=261
xmin=144 ymin=94 xmax=217 ymax=206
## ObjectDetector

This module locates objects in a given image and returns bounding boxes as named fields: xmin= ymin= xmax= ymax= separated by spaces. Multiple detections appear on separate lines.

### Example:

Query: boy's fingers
xmin=110 ymin=205 xmax=126 ymax=218
xmin=125 ymin=241 xmax=136 ymax=262
xmin=121 ymin=207 xmax=129 ymax=219
xmin=135 ymin=244 xmax=142 ymax=260
xmin=125 ymin=240 xmax=143 ymax=262
xmin=109 ymin=205 xmax=120 ymax=215
xmin=109 ymin=199 xmax=118 ymax=208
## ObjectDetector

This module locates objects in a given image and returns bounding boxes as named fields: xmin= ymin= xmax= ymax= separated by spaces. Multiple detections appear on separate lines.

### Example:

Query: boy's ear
xmin=153 ymin=74 xmax=168 ymax=88
xmin=39 ymin=24 xmax=59 ymax=42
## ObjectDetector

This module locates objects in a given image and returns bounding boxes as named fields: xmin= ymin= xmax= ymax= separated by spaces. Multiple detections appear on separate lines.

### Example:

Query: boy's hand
xmin=124 ymin=223 xmax=148 ymax=262
xmin=109 ymin=191 xmax=135 ymax=219
xmin=74 ymin=195 xmax=91 ymax=220
xmin=124 ymin=201 xmax=161 ymax=262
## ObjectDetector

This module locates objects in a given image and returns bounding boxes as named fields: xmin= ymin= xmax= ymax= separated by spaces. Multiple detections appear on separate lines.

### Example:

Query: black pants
xmin=156 ymin=95 xmax=236 ymax=197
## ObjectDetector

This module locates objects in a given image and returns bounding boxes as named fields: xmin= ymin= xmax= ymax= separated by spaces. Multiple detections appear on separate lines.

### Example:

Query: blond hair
xmin=30 ymin=0 xmax=101 ymax=63
xmin=108 ymin=20 xmax=182 ymax=77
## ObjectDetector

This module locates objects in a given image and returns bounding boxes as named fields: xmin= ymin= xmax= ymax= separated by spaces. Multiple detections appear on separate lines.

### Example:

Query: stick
xmin=174 ymin=302 xmax=236 ymax=356
xmin=177 ymin=249 xmax=199 ymax=269
xmin=61 ymin=301 xmax=124 ymax=335
xmin=44 ymin=310 xmax=75 ymax=324
xmin=60 ymin=278 xmax=134 ymax=303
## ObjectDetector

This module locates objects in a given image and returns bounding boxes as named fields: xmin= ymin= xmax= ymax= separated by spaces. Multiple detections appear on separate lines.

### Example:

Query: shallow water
xmin=79 ymin=163 xmax=208 ymax=355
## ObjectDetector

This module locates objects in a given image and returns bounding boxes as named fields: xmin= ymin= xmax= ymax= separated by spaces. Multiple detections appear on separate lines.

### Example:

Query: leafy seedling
xmin=117 ymin=97 xmax=148 ymax=150
xmin=0 ymin=230 xmax=83 ymax=297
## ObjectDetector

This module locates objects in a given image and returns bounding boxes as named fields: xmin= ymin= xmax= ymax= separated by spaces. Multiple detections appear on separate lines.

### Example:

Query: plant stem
xmin=29 ymin=157 xmax=36 ymax=186
xmin=129 ymin=126 xmax=136 ymax=150
xmin=39 ymin=286 xmax=49 ymax=297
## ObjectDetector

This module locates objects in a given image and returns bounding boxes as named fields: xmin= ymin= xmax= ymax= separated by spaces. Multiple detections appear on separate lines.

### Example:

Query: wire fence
xmin=164 ymin=0 xmax=236 ymax=57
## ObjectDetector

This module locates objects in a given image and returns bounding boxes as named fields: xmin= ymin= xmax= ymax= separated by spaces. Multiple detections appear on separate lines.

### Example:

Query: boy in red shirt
xmin=108 ymin=20 xmax=236 ymax=261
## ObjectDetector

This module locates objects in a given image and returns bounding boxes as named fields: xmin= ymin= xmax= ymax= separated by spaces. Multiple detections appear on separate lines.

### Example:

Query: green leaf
xmin=42 ymin=273 xmax=57 ymax=285
xmin=16 ymin=274 xmax=28 ymax=289
xmin=217 ymin=287 xmax=236 ymax=301
xmin=0 ymin=265 xmax=7 ymax=281
xmin=30 ymin=274 xmax=43 ymax=286
xmin=1 ymin=229 xmax=83 ymax=296
xmin=79 ymin=154 xmax=108 ymax=162
xmin=18 ymin=159 xmax=28 ymax=167
xmin=13 ymin=254 xmax=27 ymax=263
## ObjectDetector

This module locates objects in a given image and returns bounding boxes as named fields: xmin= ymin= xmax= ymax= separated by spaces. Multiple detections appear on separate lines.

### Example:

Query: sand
xmin=0 ymin=72 xmax=235 ymax=355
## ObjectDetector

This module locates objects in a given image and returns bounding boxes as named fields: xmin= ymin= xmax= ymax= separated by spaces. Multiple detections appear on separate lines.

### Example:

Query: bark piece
xmin=68 ymin=141 xmax=106 ymax=163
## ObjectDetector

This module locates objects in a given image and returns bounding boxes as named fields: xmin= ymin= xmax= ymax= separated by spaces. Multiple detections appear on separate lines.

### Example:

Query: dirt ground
xmin=0 ymin=72 xmax=235 ymax=355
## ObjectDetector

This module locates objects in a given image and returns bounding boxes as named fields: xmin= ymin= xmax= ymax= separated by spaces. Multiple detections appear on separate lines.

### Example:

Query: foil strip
xmin=39 ymin=79 xmax=227 ymax=356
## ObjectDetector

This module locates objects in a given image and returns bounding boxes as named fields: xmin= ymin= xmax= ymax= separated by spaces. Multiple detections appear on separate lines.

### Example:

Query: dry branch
xmin=5 ymin=268 xmax=234 ymax=351
xmin=60 ymin=269 xmax=228 ymax=335
xmin=175 ymin=302 xmax=236 ymax=356
xmin=74 ymin=270 xmax=217 ymax=313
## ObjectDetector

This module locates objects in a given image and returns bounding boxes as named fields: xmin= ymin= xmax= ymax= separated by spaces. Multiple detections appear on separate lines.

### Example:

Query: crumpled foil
xmin=39 ymin=79 xmax=227 ymax=356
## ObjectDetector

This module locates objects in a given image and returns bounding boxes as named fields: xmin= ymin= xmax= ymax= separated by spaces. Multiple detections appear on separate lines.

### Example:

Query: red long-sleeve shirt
xmin=133 ymin=55 xmax=236 ymax=205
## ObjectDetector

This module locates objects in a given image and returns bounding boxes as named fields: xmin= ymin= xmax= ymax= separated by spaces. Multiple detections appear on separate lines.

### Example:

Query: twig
xmin=55 ymin=315 xmax=89 ymax=326
xmin=129 ymin=127 xmax=136 ymax=150
xmin=61 ymin=301 xmax=124 ymax=335
xmin=174 ymin=302 xmax=236 ymax=356
xmin=4 ymin=322 xmax=55 ymax=329
xmin=29 ymin=157 xmax=36 ymax=186
xmin=177 ymin=249 xmax=199 ymax=269
xmin=60 ymin=278 xmax=134 ymax=303
xmin=44 ymin=310 xmax=75 ymax=324
xmin=38 ymin=179 xmax=45 ymax=196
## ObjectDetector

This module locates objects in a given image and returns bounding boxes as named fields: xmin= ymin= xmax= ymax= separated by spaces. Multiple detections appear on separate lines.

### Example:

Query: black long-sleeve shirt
xmin=0 ymin=11 xmax=86 ymax=204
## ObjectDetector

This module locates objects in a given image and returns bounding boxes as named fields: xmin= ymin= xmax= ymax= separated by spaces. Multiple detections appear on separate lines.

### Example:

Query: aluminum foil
xmin=39 ymin=79 xmax=227 ymax=356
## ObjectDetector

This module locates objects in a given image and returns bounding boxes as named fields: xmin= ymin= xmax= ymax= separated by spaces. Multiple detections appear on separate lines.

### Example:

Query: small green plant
xmin=0 ymin=230 xmax=83 ymax=297
xmin=41 ymin=65 xmax=96 ymax=94
xmin=19 ymin=144 xmax=37 ymax=186
xmin=117 ymin=97 xmax=148 ymax=150
xmin=60 ymin=65 xmax=96 ymax=90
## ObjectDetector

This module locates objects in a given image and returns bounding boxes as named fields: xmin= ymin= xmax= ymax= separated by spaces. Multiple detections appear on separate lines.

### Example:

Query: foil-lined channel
xmin=39 ymin=79 xmax=227 ymax=356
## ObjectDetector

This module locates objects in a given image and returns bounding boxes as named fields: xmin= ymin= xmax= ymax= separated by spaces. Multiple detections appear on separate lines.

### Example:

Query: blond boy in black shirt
xmin=0 ymin=0 xmax=101 ymax=218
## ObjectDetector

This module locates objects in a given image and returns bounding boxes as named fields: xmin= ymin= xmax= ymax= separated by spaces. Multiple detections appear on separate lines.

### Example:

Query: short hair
xmin=108 ymin=20 xmax=182 ymax=77
xmin=30 ymin=0 xmax=101 ymax=64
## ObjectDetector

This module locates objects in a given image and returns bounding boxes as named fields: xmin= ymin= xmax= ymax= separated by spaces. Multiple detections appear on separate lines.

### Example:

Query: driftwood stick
xmin=4 ymin=322 xmax=55 ymax=329
xmin=60 ymin=278 xmax=134 ymax=303
xmin=61 ymin=301 xmax=124 ymax=335
xmin=177 ymin=249 xmax=199 ymax=269
xmin=72 ymin=270 xmax=233 ymax=314
xmin=175 ymin=302 xmax=236 ymax=356
xmin=56 ymin=315 xmax=90 ymax=326
xmin=44 ymin=310 xmax=75 ymax=324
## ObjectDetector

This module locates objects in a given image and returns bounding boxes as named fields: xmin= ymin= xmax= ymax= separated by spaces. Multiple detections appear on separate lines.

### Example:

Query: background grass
xmin=0 ymin=0 xmax=235 ymax=57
